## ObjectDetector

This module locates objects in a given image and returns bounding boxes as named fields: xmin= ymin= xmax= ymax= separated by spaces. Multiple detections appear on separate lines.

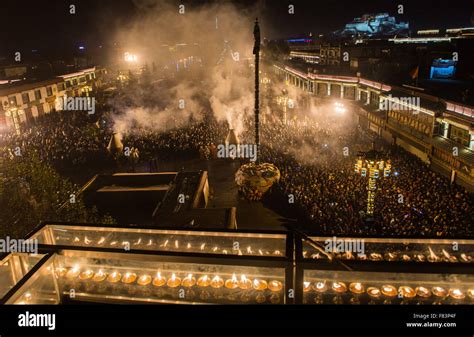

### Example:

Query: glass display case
xmin=302 ymin=236 xmax=474 ymax=264
xmin=0 ymin=253 xmax=46 ymax=302
xmin=302 ymin=268 xmax=474 ymax=305
xmin=6 ymin=249 xmax=289 ymax=305
xmin=5 ymin=256 xmax=59 ymax=305
xmin=2 ymin=223 xmax=472 ymax=305
xmin=29 ymin=224 xmax=289 ymax=258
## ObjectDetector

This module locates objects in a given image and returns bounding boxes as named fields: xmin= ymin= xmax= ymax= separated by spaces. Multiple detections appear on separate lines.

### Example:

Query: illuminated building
xmin=273 ymin=64 xmax=474 ymax=191
xmin=57 ymin=67 xmax=105 ymax=97
xmin=319 ymin=44 xmax=342 ymax=66
xmin=335 ymin=13 xmax=409 ymax=38
xmin=0 ymin=78 xmax=63 ymax=133
xmin=0 ymin=67 xmax=106 ymax=133
xmin=289 ymin=51 xmax=320 ymax=64
xmin=286 ymin=37 xmax=318 ymax=52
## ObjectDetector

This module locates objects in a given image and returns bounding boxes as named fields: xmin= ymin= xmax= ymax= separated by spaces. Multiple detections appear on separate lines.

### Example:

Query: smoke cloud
xmin=107 ymin=0 xmax=256 ymax=137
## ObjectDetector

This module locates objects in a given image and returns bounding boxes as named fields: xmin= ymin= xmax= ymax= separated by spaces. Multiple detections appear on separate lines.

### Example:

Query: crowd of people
xmin=255 ymin=113 xmax=473 ymax=238
xmin=0 ymin=111 xmax=109 ymax=172
xmin=121 ymin=116 xmax=226 ymax=163
xmin=1 ymin=84 xmax=472 ymax=239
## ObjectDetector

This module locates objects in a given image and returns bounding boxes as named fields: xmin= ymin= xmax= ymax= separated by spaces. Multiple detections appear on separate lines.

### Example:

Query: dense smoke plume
xmin=262 ymin=78 xmax=360 ymax=166
xmin=108 ymin=0 xmax=255 ymax=137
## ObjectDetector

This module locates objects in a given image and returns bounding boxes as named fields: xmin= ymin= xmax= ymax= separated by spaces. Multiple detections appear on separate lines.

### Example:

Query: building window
xmin=440 ymin=122 xmax=449 ymax=137
xmin=46 ymin=86 xmax=53 ymax=96
xmin=58 ymin=83 xmax=65 ymax=91
xmin=8 ymin=96 xmax=17 ymax=106
xmin=449 ymin=125 xmax=470 ymax=147
xmin=21 ymin=92 xmax=30 ymax=104
xmin=35 ymin=89 xmax=42 ymax=100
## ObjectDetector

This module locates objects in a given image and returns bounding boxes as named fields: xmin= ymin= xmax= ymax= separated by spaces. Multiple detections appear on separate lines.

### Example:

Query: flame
xmin=442 ymin=249 xmax=451 ymax=259
xmin=428 ymin=247 xmax=438 ymax=261
xmin=316 ymin=282 xmax=325 ymax=289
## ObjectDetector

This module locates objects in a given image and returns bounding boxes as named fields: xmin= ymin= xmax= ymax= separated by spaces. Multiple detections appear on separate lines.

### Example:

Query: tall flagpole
xmin=234 ymin=19 xmax=281 ymax=202
xmin=253 ymin=18 xmax=261 ymax=164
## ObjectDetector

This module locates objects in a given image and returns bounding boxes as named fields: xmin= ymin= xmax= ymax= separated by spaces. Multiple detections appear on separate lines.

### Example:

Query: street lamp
xmin=124 ymin=52 xmax=138 ymax=63
xmin=334 ymin=101 xmax=346 ymax=114
xmin=354 ymin=149 xmax=391 ymax=217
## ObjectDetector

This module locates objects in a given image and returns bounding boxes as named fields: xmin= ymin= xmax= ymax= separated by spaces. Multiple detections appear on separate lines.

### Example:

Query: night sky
xmin=1 ymin=0 xmax=473 ymax=56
